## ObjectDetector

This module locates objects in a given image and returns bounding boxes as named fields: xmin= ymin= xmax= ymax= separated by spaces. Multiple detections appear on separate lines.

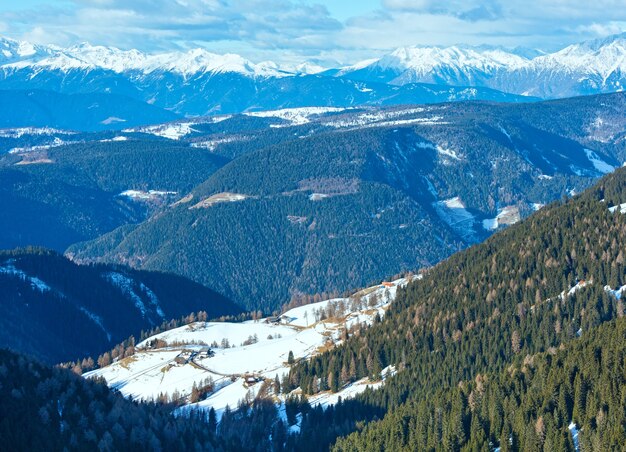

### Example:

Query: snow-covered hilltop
xmin=84 ymin=276 xmax=418 ymax=417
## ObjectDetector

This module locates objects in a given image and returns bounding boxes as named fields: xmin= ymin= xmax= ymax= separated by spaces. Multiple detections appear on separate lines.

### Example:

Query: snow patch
xmin=0 ymin=127 xmax=75 ymax=138
xmin=100 ymin=117 xmax=126 ymax=125
xmin=0 ymin=260 xmax=51 ymax=292
xmin=244 ymin=107 xmax=347 ymax=126
xmin=608 ymin=203 xmax=626 ymax=214
xmin=190 ymin=136 xmax=245 ymax=151
xmin=307 ymin=365 xmax=396 ymax=409
xmin=569 ymin=422 xmax=580 ymax=452
xmin=119 ymin=190 xmax=177 ymax=201
xmin=604 ymin=284 xmax=626 ymax=300
xmin=100 ymin=136 xmax=128 ymax=142
xmin=78 ymin=307 xmax=112 ymax=342
xmin=104 ymin=272 xmax=164 ymax=320
xmin=434 ymin=197 xmax=477 ymax=242
xmin=414 ymin=141 xmax=461 ymax=162
xmin=584 ymin=149 xmax=614 ymax=174
xmin=531 ymin=202 xmax=544 ymax=211
xmin=309 ymin=193 xmax=330 ymax=201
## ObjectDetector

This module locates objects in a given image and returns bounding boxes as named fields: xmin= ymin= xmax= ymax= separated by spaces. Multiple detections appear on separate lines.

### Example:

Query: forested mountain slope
xmin=281 ymin=167 xmax=626 ymax=450
xmin=0 ymin=139 xmax=228 ymax=250
xmin=334 ymin=315 xmax=626 ymax=451
xmin=0 ymin=248 xmax=241 ymax=364
xmin=0 ymin=348 xmax=222 ymax=451
xmin=68 ymin=94 xmax=626 ymax=312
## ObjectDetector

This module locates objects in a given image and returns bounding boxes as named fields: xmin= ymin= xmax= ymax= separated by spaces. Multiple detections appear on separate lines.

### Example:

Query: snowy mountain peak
xmin=575 ymin=32 xmax=626 ymax=52
xmin=0 ymin=36 xmax=51 ymax=63
xmin=1 ymin=33 xmax=626 ymax=101
xmin=343 ymin=44 xmax=529 ymax=86
xmin=377 ymin=45 xmax=528 ymax=72
xmin=530 ymin=32 xmax=626 ymax=77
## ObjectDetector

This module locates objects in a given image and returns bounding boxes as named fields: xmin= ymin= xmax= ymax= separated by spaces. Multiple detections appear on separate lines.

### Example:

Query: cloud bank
xmin=1 ymin=0 xmax=625 ymax=64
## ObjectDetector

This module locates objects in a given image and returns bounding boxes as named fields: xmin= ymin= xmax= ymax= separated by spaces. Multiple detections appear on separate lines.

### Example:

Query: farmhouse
xmin=243 ymin=374 xmax=262 ymax=387
xmin=174 ymin=350 xmax=193 ymax=365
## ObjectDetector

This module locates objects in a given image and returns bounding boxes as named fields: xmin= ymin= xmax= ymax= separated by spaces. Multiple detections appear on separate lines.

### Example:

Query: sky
xmin=1 ymin=0 xmax=625 ymax=65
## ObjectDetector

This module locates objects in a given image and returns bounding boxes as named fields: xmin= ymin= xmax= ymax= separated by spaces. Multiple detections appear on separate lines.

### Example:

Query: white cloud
xmin=0 ymin=0 xmax=625 ymax=64
xmin=576 ymin=22 xmax=626 ymax=37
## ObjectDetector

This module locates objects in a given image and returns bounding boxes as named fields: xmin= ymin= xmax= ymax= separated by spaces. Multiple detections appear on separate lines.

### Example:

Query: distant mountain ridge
xmin=1 ymin=33 xmax=625 ymax=117
xmin=0 ymin=89 xmax=179 ymax=131
xmin=0 ymin=33 xmax=626 ymax=115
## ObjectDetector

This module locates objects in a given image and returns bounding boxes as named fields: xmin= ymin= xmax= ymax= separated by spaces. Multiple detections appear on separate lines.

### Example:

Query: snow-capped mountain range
xmin=0 ymin=37 xmax=290 ymax=77
xmin=339 ymin=33 xmax=626 ymax=97
xmin=0 ymin=33 xmax=625 ymax=116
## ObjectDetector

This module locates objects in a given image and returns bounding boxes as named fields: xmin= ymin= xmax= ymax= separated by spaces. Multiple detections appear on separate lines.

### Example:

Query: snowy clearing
xmin=434 ymin=197 xmax=477 ymax=242
xmin=190 ymin=192 xmax=249 ymax=209
xmin=584 ymin=149 xmax=614 ymax=174
xmin=482 ymin=206 xmax=521 ymax=231
xmin=119 ymin=190 xmax=177 ymax=202
xmin=127 ymin=122 xmax=198 ymax=140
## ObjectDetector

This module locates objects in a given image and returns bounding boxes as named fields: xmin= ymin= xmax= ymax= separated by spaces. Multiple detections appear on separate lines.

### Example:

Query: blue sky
xmin=1 ymin=0 xmax=625 ymax=65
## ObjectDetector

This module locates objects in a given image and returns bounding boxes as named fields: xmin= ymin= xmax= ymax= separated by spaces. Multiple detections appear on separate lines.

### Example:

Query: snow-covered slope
xmin=498 ymin=33 xmax=626 ymax=97
xmin=85 ymin=276 xmax=418 ymax=415
xmin=0 ymin=37 xmax=53 ymax=64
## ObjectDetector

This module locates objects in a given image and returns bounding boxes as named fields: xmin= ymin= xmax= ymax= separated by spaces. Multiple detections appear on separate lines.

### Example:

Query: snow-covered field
xmin=84 ymin=276 xmax=418 ymax=415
